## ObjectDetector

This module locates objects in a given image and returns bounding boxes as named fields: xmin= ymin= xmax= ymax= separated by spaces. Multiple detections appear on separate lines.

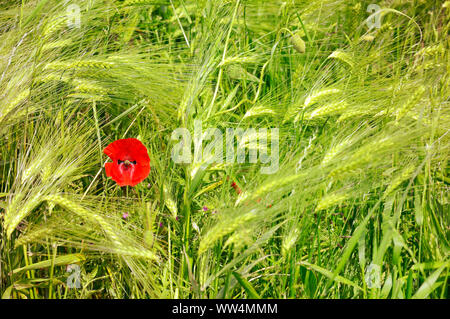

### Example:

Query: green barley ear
xmin=281 ymin=228 xmax=299 ymax=257
xmin=22 ymin=151 xmax=51 ymax=183
xmin=44 ymin=195 xmax=159 ymax=261
xmin=5 ymin=192 xmax=43 ymax=238
xmin=34 ymin=73 xmax=70 ymax=84
xmin=337 ymin=104 xmax=383 ymax=122
xmin=305 ymin=101 xmax=348 ymax=120
xmin=316 ymin=191 xmax=351 ymax=211
xmin=122 ymin=0 xmax=156 ymax=6
xmin=291 ymin=32 xmax=306 ymax=53
xmin=223 ymin=227 xmax=253 ymax=251
xmin=41 ymin=39 xmax=73 ymax=52
xmin=415 ymin=44 xmax=445 ymax=58
xmin=359 ymin=34 xmax=375 ymax=42
xmin=226 ymin=64 xmax=260 ymax=82
xmin=376 ymin=22 xmax=392 ymax=36
xmin=236 ymin=172 xmax=307 ymax=206
xmin=383 ymin=164 xmax=417 ymax=198
xmin=72 ymin=79 xmax=109 ymax=95
xmin=284 ymin=104 xmax=302 ymax=123
xmin=219 ymin=56 xmax=260 ymax=67
xmin=44 ymin=60 xmax=114 ymax=71
xmin=291 ymin=62 xmax=305 ymax=82
xmin=15 ymin=225 xmax=53 ymax=247
xmin=414 ymin=60 xmax=445 ymax=72
xmin=42 ymin=16 xmax=67 ymax=38
xmin=349 ymin=3 xmax=362 ymax=35
xmin=198 ymin=209 xmax=259 ymax=255
xmin=303 ymin=88 xmax=342 ymax=107
xmin=328 ymin=50 xmax=355 ymax=69
xmin=3 ymin=120 xmax=96 ymax=238
xmin=322 ymin=137 xmax=354 ymax=166
xmin=293 ymin=88 xmax=342 ymax=122
xmin=395 ymin=86 xmax=426 ymax=122
xmin=0 ymin=88 xmax=30 ymax=122
xmin=243 ymin=104 xmax=276 ymax=119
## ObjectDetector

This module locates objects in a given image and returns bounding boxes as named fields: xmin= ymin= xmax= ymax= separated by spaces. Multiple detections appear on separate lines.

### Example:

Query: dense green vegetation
xmin=0 ymin=0 xmax=448 ymax=299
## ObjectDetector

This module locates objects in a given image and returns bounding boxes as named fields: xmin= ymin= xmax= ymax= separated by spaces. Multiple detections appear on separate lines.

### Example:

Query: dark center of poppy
xmin=118 ymin=159 xmax=137 ymax=166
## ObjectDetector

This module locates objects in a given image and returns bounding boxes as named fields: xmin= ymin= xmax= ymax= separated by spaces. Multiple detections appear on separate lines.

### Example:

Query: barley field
xmin=0 ymin=0 xmax=448 ymax=299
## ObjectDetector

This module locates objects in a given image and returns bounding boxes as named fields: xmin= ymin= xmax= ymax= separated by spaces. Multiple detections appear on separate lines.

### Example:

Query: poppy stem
xmin=121 ymin=186 xmax=129 ymax=198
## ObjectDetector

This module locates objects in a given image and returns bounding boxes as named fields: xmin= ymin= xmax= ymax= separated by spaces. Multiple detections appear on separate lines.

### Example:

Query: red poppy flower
xmin=103 ymin=138 xmax=150 ymax=187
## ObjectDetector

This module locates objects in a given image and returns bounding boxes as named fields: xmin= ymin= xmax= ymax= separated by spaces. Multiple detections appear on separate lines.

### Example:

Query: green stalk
xmin=180 ymin=166 xmax=191 ymax=284
xmin=48 ymin=243 xmax=57 ymax=299
xmin=21 ymin=245 xmax=36 ymax=299
xmin=207 ymin=0 xmax=241 ymax=119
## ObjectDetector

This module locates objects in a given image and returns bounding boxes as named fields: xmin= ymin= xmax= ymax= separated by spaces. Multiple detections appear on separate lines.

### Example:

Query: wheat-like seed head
xmin=42 ymin=39 xmax=73 ymax=52
xmin=328 ymin=50 xmax=354 ymax=69
xmin=42 ymin=17 xmax=67 ymax=37
xmin=306 ymin=101 xmax=348 ymax=119
xmin=243 ymin=104 xmax=276 ymax=119
xmin=122 ymin=0 xmax=156 ymax=6
xmin=15 ymin=226 xmax=53 ymax=247
xmin=224 ymin=226 xmax=253 ymax=251
xmin=322 ymin=138 xmax=353 ymax=166
xmin=281 ymin=227 xmax=299 ymax=257
xmin=43 ymin=195 xmax=159 ymax=261
xmin=198 ymin=209 xmax=259 ymax=255
xmin=395 ymin=86 xmax=426 ymax=122
xmin=376 ymin=22 xmax=393 ymax=35
xmin=218 ymin=56 xmax=260 ymax=67
xmin=304 ymin=88 xmax=342 ymax=107
xmin=45 ymin=60 xmax=114 ymax=71
xmin=415 ymin=44 xmax=445 ymax=58
xmin=0 ymin=88 xmax=30 ymax=121
xmin=73 ymin=79 xmax=109 ymax=95
xmin=383 ymin=164 xmax=417 ymax=197
xmin=5 ymin=191 xmax=43 ymax=238
xmin=316 ymin=192 xmax=351 ymax=211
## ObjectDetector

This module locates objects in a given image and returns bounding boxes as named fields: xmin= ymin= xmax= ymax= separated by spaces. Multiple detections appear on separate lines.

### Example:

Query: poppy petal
xmin=103 ymin=138 xmax=150 ymax=162
xmin=130 ymin=163 xmax=150 ymax=186
xmin=103 ymin=138 xmax=151 ymax=187
xmin=105 ymin=162 xmax=126 ymax=186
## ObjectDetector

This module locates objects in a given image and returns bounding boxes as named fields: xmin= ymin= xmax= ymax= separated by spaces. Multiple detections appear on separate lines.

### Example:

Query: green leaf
xmin=327 ymin=200 xmax=382 ymax=290
xmin=23 ymin=0 xmax=52 ymax=27
xmin=11 ymin=254 xmax=85 ymax=274
xmin=380 ymin=273 xmax=392 ymax=299
xmin=411 ymin=261 xmax=449 ymax=272
xmin=412 ymin=265 xmax=446 ymax=299
xmin=232 ymin=271 xmax=261 ymax=299
xmin=300 ymin=261 xmax=363 ymax=291
xmin=406 ymin=270 xmax=414 ymax=299
xmin=1 ymin=285 xmax=14 ymax=299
